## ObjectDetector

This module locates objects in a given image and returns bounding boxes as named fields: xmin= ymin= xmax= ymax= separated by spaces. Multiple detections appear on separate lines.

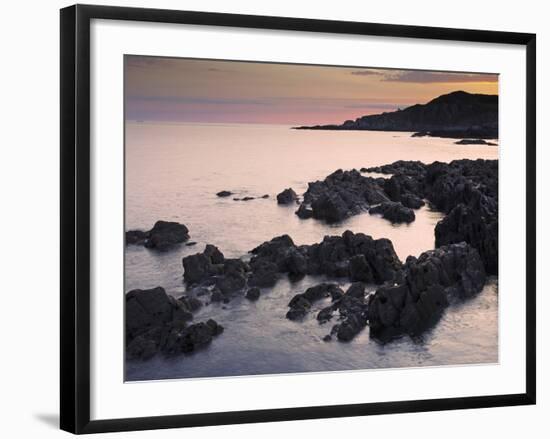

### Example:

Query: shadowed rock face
xmin=294 ymin=91 xmax=498 ymax=139
xmin=125 ymin=286 xmax=223 ymax=360
xmin=126 ymin=221 xmax=190 ymax=251
xmin=368 ymin=242 xmax=486 ymax=340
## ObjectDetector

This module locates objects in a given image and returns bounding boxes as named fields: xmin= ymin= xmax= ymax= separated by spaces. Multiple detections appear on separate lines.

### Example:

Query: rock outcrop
xmin=250 ymin=230 xmax=402 ymax=283
xmin=277 ymin=188 xmax=298 ymax=205
xmin=369 ymin=201 xmax=415 ymax=223
xmin=297 ymin=169 xmax=389 ymax=223
xmin=126 ymin=221 xmax=190 ymax=251
xmin=125 ymin=286 xmax=223 ymax=360
xmin=365 ymin=159 xmax=498 ymax=274
xmin=368 ymin=242 xmax=486 ymax=340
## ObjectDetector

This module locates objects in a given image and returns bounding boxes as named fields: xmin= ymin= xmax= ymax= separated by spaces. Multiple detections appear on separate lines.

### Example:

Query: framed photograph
xmin=60 ymin=4 xmax=536 ymax=434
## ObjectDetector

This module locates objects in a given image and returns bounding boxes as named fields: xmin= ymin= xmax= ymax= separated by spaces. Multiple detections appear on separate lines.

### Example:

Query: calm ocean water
xmin=125 ymin=122 xmax=499 ymax=381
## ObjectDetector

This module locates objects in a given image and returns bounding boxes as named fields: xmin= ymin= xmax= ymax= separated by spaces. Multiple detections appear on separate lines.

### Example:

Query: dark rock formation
xmin=126 ymin=221 xmax=190 ymax=250
xmin=313 ymin=283 xmax=370 ymax=341
xmin=298 ymin=169 xmax=389 ymax=223
xmin=261 ymin=194 xmax=270 ymax=199
xmin=180 ymin=230 xmax=401 ymax=307
xmin=365 ymin=159 xmax=498 ymax=274
xmin=455 ymin=139 xmax=497 ymax=145
xmin=286 ymin=283 xmax=343 ymax=321
xmin=368 ymin=242 xmax=486 ymax=340
xmin=125 ymin=287 xmax=223 ymax=360
xmin=250 ymin=231 xmax=402 ymax=284
xmin=295 ymin=91 xmax=498 ymax=139
xmin=295 ymin=204 xmax=314 ymax=219
xmin=277 ymin=188 xmax=298 ymax=204
xmin=182 ymin=244 xmax=226 ymax=285
xmin=366 ymin=160 xmax=427 ymax=177
xmin=126 ymin=287 xmax=193 ymax=342
xmin=216 ymin=190 xmax=232 ymax=197
xmin=369 ymin=201 xmax=415 ymax=223
xmin=177 ymin=295 xmax=203 ymax=312
xmin=242 ymin=196 xmax=255 ymax=201
xmin=245 ymin=287 xmax=261 ymax=301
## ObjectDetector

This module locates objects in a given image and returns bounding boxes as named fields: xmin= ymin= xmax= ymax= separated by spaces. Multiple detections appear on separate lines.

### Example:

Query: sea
xmin=125 ymin=122 xmax=499 ymax=381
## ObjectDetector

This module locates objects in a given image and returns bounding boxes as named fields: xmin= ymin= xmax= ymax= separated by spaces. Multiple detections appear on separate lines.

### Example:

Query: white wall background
xmin=0 ymin=0 xmax=546 ymax=437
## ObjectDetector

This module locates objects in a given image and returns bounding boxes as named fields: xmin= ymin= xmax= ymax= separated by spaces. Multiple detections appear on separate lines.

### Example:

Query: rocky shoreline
xmin=125 ymin=158 xmax=497 ymax=361
xmin=294 ymin=91 xmax=498 ymax=139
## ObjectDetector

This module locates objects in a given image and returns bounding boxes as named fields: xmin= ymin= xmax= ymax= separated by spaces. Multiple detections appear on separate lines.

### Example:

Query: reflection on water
xmin=125 ymin=122 xmax=499 ymax=381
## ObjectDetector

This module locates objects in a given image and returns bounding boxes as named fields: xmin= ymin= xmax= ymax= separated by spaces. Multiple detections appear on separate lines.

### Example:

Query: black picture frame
xmin=60 ymin=4 xmax=536 ymax=434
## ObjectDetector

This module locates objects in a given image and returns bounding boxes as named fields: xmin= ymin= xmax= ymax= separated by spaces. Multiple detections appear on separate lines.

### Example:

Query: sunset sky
xmin=125 ymin=56 xmax=498 ymax=125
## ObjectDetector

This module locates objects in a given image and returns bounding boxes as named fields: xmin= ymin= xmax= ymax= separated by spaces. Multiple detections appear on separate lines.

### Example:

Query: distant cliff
xmin=294 ymin=91 xmax=498 ymax=139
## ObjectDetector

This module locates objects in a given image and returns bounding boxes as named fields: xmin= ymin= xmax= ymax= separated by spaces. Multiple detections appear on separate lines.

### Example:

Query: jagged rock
xmin=300 ymin=169 xmax=388 ymax=223
xmin=317 ymin=304 xmax=338 ymax=323
xmin=125 ymin=287 xmax=226 ymax=360
xmin=369 ymin=202 xmax=415 ymax=223
xmin=182 ymin=245 xmax=225 ymax=285
xmin=368 ymin=242 xmax=486 ymax=340
xmin=248 ymin=260 xmax=279 ymax=288
xmin=345 ymin=282 xmax=366 ymax=299
xmin=400 ymin=193 xmax=425 ymax=209
xmin=287 ymin=283 xmax=342 ymax=321
xmin=126 ymin=287 xmax=192 ymax=341
xmin=215 ymin=270 xmax=247 ymax=295
xmin=305 ymin=231 xmax=403 ymax=283
xmin=172 ymin=320 xmax=224 ymax=354
xmin=126 ymin=221 xmax=190 ymax=250
xmin=349 ymin=255 xmax=375 ymax=282
xmin=277 ymin=188 xmax=298 ymax=204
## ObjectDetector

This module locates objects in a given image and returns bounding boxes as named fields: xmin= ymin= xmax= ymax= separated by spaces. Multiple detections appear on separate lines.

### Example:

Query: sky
xmin=125 ymin=55 xmax=498 ymax=125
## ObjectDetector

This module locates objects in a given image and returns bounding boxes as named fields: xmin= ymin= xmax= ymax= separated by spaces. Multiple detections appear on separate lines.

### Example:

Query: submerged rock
xmin=126 ymin=221 xmax=190 ymax=251
xmin=277 ymin=188 xmax=298 ymax=204
xmin=216 ymin=190 xmax=233 ymax=197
